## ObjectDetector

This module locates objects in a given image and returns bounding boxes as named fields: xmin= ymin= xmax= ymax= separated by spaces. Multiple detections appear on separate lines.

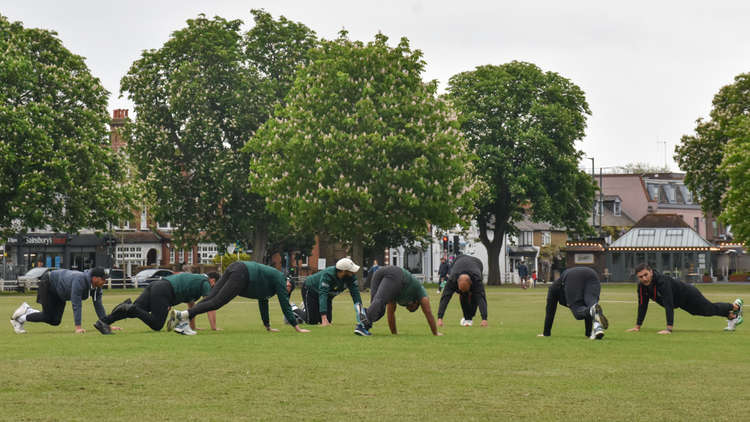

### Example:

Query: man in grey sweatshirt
xmin=10 ymin=267 xmax=109 ymax=334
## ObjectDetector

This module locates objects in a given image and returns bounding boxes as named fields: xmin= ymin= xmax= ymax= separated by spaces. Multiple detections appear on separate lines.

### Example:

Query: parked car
xmin=17 ymin=267 xmax=53 ymax=291
xmin=132 ymin=268 xmax=173 ymax=287
xmin=105 ymin=268 xmax=126 ymax=288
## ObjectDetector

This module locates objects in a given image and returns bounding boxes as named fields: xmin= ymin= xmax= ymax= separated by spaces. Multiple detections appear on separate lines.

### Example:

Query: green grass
xmin=1 ymin=283 xmax=749 ymax=421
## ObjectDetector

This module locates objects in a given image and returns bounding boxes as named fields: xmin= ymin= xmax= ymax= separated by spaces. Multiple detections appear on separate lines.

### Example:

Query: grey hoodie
xmin=48 ymin=269 xmax=107 ymax=326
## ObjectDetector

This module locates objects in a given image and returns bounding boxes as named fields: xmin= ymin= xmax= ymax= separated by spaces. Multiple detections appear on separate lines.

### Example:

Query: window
xmin=198 ymin=243 xmax=218 ymax=264
xmin=140 ymin=208 xmax=148 ymax=230
xmin=187 ymin=249 xmax=193 ymax=265
xmin=169 ymin=248 xmax=175 ymax=264
xmin=666 ymin=229 xmax=683 ymax=236
xmin=158 ymin=222 xmax=173 ymax=230
xmin=638 ymin=229 xmax=655 ymax=236
xmin=713 ymin=221 xmax=719 ymax=237
xmin=541 ymin=231 xmax=551 ymax=246
xmin=693 ymin=217 xmax=699 ymax=232
xmin=613 ymin=200 xmax=621 ymax=217
xmin=520 ymin=231 xmax=533 ymax=246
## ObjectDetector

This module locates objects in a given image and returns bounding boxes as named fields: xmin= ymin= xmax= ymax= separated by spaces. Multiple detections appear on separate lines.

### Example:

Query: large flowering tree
xmin=247 ymin=32 xmax=477 ymax=277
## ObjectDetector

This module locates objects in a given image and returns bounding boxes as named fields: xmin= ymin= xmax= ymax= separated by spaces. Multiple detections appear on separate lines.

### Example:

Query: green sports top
xmin=240 ymin=261 xmax=297 ymax=327
xmin=395 ymin=268 xmax=428 ymax=306
xmin=165 ymin=273 xmax=211 ymax=305
xmin=303 ymin=266 xmax=361 ymax=313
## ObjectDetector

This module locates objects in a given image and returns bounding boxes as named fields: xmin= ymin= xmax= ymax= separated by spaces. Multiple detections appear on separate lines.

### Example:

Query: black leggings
xmin=367 ymin=267 xmax=405 ymax=324
xmin=25 ymin=276 xmax=65 ymax=326
xmin=564 ymin=277 xmax=600 ymax=321
xmin=188 ymin=261 xmax=248 ymax=319
xmin=680 ymin=284 xmax=733 ymax=317
xmin=301 ymin=285 xmax=333 ymax=324
xmin=103 ymin=279 xmax=175 ymax=330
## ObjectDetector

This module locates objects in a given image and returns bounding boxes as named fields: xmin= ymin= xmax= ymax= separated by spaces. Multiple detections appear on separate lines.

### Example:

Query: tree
xmin=120 ymin=12 xmax=317 ymax=260
xmin=247 ymin=32 xmax=477 ymax=281
xmin=676 ymin=73 xmax=750 ymax=218
xmin=446 ymin=61 xmax=596 ymax=284
xmin=718 ymin=117 xmax=750 ymax=243
xmin=0 ymin=15 xmax=133 ymax=237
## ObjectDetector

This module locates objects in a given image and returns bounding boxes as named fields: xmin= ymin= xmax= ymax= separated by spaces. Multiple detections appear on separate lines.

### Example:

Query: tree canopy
xmin=120 ymin=11 xmax=317 ymax=259
xmin=0 ymin=15 xmax=133 ymax=236
xmin=447 ymin=61 xmax=595 ymax=283
xmin=247 ymin=32 xmax=477 ymax=274
xmin=676 ymin=73 xmax=750 ymax=242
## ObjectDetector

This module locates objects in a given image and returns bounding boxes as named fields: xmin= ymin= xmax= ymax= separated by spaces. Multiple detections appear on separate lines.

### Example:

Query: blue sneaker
xmin=354 ymin=323 xmax=372 ymax=336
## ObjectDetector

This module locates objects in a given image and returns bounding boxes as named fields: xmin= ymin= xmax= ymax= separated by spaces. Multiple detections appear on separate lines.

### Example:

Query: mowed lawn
xmin=1 ymin=283 xmax=749 ymax=421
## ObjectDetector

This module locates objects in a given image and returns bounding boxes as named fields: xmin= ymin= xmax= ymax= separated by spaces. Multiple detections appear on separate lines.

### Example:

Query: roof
xmin=514 ymin=215 xmax=565 ymax=232
xmin=610 ymin=227 xmax=712 ymax=249
xmin=114 ymin=231 xmax=165 ymax=243
xmin=633 ymin=213 xmax=690 ymax=228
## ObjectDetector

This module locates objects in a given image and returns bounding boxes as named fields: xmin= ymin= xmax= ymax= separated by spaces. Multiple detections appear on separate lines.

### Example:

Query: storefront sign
xmin=574 ymin=253 xmax=595 ymax=264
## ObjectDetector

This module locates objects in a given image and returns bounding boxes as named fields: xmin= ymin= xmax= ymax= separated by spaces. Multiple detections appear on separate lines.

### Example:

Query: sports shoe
xmin=590 ymin=322 xmax=605 ymax=340
xmin=460 ymin=318 xmax=473 ymax=327
xmin=93 ymin=320 xmax=113 ymax=335
xmin=10 ymin=318 xmax=26 ymax=334
xmin=591 ymin=303 xmax=608 ymax=329
xmin=174 ymin=321 xmax=196 ymax=335
xmin=354 ymin=323 xmax=372 ymax=336
xmin=724 ymin=318 xmax=737 ymax=332
xmin=175 ymin=310 xmax=189 ymax=322
xmin=733 ymin=298 xmax=743 ymax=326
xmin=166 ymin=309 xmax=177 ymax=331
xmin=12 ymin=302 xmax=30 ymax=321
xmin=358 ymin=307 xmax=371 ymax=329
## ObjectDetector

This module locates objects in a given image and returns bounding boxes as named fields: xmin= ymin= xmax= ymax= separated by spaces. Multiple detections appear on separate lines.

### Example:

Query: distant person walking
xmin=518 ymin=261 xmax=529 ymax=289
xmin=437 ymin=257 xmax=451 ymax=294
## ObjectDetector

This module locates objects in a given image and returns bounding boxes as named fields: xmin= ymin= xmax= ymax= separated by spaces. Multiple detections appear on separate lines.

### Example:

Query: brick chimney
xmin=110 ymin=109 xmax=129 ymax=151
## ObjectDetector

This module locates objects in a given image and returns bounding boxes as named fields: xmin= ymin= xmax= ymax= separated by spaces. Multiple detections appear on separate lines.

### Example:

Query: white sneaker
xmin=460 ymin=318 xmax=473 ymax=327
xmin=10 ymin=319 xmax=26 ymax=334
xmin=724 ymin=318 xmax=737 ymax=332
xmin=12 ymin=302 xmax=30 ymax=320
xmin=174 ymin=321 xmax=196 ymax=335
xmin=590 ymin=322 xmax=605 ymax=340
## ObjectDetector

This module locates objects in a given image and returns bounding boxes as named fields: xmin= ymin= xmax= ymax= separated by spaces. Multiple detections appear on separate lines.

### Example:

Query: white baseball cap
xmin=336 ymin=257 xmax=360 ymax=273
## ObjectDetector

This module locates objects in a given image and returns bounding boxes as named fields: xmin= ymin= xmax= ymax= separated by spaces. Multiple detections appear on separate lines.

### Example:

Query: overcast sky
xmin=4 ymin=1 xmax=750 ymax=171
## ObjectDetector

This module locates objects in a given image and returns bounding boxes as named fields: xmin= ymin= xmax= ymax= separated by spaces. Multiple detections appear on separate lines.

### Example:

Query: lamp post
xmin=588 ymin=157 xmax=595 ymax=229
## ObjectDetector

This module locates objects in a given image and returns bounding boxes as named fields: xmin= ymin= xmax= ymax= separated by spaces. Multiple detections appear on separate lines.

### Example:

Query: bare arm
xmin=207 ymin=310 xmax=219 ymax=330
xmin=420 ymin=296 xmax=442 ymax=336
xmin=387 ymin=302 xmax=397 ymax=334
xmin=187 ymin=301 xmax=196 ymax=330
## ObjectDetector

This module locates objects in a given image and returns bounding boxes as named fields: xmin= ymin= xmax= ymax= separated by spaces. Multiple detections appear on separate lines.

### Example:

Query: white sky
xmin=4 ymin=0 xmax=750 ymax=171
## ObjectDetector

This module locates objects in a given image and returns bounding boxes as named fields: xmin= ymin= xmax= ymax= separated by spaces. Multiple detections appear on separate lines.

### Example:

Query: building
xmin=606 ymin=214 xmax=716 ymax=282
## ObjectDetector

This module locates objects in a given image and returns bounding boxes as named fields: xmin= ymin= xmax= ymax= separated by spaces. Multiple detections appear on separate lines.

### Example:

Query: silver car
xmin=132 ymin=268 xmax=173 ymax=287
xmin=17 ymin=267 xmax=52 ymax=291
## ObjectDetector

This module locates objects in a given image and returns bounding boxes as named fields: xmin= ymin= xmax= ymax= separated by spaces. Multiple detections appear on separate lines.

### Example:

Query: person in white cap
xmin=300 ymin=258 xmax=368 ymax=334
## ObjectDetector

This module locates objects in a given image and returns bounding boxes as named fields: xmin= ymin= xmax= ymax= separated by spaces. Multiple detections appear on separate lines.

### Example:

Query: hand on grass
xmin=75 ymin=327 xmax=85 ymax=334
xmin=626 ymin=327 xmax=640 ymax=332
xmin=437 ymin=318 xmax=443 ymax=327
xmin=295 ymin=326 xmax=310 ymax=333
xmin=266 ymin=327 xmax=280 ymax=332
xmin=657 ymin=329 xmax=671 ymax=335
xmin=480 ymin=320 xmax=488 ymax=327
xmin=111 ymin=326 xmax=122 ymax=331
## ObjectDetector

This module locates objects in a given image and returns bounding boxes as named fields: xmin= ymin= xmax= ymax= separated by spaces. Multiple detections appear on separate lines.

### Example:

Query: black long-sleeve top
xmin=636 ymin=271 xmax=691 ymax=327
xmin=542 ymin=279 xmax=566 ymax=336
xmin=437 ymin=255 xmax=487 ymax=319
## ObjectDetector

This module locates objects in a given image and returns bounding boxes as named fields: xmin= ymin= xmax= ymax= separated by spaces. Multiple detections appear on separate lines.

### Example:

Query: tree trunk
xmin=350 ymin=236 xmax=365 ymax=290
xmin=251 ymin=226 xmax=269 ymax=263
xmin=486 ymin=241 xmax=503 ymax=285
xmin=478 ymin=214 xmax=506 ymax=285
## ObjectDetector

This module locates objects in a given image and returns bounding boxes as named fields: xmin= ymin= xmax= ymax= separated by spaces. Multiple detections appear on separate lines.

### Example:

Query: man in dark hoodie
xmin=437 ymin=255 xmax=488 ymax=327
xmin=10 ymin=267 xmax=111 ymax=334
xmin=626 ymin=263 xmax=743 ymax=334
xmin=538 ymin=266 xmax=609 ymax=340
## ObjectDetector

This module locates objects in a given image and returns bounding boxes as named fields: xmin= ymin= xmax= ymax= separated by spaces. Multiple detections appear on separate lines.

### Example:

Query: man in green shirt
xmin=169 ymin=261 xmax=310 ymax=335
xmin=358 ymin=266 xmax=442 ymax=336
xmin=93 ymin=272 xmax=219 ymax=335
xmin=300 ymin=258 xmax=363 ymax=329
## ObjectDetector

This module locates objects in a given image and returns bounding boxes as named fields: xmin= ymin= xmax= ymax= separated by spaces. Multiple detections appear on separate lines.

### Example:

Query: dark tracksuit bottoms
xmin=365 ymin=267 xmax=406 ymax=324
xmin=301 ymin=285 xmax=333 ymax=324
xmin=563 ymin=267 xmax=601 ymax=321
xmin=187 ymin=261 xmax=248 ymax=319
xmin=681 ymin=284 xmax=733 ymax=316
xmin=25 ymin=274 xmax=65 ymax=325
xmin=101 ymin=279 xmax=176 ymax=330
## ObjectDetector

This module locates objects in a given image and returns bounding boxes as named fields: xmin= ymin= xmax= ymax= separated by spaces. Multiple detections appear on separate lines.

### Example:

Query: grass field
xmin=2 ymin=283 xmax=749 ymax=421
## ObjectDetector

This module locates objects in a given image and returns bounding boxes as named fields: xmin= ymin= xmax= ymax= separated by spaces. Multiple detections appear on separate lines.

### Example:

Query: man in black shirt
xmin=538 ymin=266 xmax=608 ymax=340
xmin=626 ymin=263 xmax=743 ymax=334
xmin=437 ymin=257 xmax=451 ymax=294
xmin=437 ymin=255 xmax=487 ymax=327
